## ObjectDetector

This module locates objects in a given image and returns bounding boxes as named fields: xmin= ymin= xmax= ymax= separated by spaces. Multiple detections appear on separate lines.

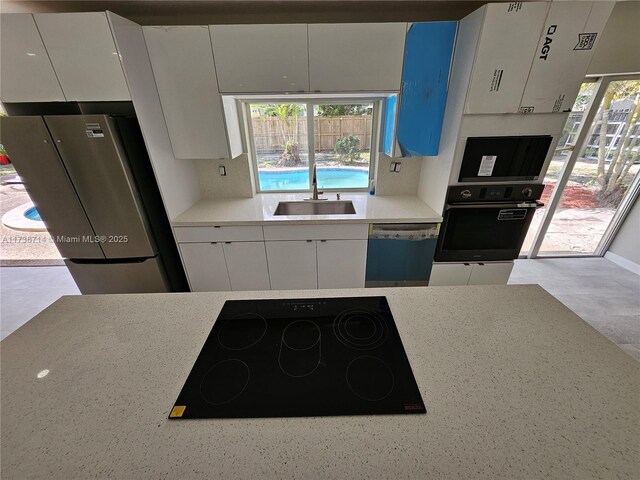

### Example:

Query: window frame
xmin=243 ymin=97 xmax=382 ymax=193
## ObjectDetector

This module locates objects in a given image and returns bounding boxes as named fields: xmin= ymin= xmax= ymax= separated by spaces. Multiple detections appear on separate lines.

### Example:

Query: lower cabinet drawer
xmin=263 ymin=224 xmax=368 ymax=241
xmin=174 ymin=226 xmax=264 ymax=243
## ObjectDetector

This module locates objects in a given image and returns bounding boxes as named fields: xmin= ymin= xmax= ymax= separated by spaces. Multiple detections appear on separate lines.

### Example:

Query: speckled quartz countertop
xmin=1 ymin=286 xmax=638 ymax=479
xmin=171 ymin=193 xmax=442 ymax=225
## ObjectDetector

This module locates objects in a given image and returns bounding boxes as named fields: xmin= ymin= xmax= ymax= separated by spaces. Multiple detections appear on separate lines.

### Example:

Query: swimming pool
xmin=258 ymin=167 xmax=369 ymax=191
xmin=24 ymin=206 xmax=42 ymax=222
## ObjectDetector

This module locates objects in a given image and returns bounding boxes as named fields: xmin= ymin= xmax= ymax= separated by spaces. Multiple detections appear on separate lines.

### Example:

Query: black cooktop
xmin=169 ymin=296 xmax=426 ymax=419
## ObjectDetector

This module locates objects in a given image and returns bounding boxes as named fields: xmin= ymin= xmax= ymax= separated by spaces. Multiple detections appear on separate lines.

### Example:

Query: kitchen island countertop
xmin=171 ymin=193 xmax=442 ymax=226
xmin=1 ymin=286 xmax=638 ymax=479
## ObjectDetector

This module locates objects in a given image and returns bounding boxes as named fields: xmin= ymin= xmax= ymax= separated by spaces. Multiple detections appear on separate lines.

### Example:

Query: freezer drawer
xmin=64 ymin=257 xmax=170 ymax=294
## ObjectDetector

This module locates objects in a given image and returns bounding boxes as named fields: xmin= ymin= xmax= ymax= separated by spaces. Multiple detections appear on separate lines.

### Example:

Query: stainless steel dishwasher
xmin=365 ymin=223 xmax=439 ymax=287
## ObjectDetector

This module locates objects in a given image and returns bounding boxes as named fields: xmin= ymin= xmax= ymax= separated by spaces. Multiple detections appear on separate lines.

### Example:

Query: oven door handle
xmin=445 ymin=201 xmax=543 ymax=210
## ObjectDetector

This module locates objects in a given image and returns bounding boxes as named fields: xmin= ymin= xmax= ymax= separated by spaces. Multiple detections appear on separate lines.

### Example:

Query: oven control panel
xmin=447 ymin=184 xmax=544 ymax=203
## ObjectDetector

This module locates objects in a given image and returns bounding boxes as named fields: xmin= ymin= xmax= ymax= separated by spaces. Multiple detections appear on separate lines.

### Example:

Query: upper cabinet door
xmin=0 ymin=14 xmax=65 ymax=102
xmin=210 ymin=24 xmax=309 ymax=93
xmin=520 ymin=2 xmax=614 ymax=114
xmin=143 ymin=26 xmax=231 ymax=160
xmin=34 ymin=13 xmax=130 ymax=101
xmin=308 ymin=23 xmax=407 ymax=92
xmin=396 ymin=22 xmax=457 ymax=157
xmin=465 ymin=3 xmax=549 ymax=114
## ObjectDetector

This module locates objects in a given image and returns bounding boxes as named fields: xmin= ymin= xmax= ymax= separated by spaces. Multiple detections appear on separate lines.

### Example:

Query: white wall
xmin=194 ymin=155 xmax=254 ymax=199
xmin=375 ymin=153 xmax=420 ymax=196
xmin=588 ymin=1 xmax=640 ymax=76
xmin=607 ymin=196 xmax=640 ymax=269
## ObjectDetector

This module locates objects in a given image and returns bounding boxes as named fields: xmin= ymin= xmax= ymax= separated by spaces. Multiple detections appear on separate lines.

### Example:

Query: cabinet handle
xmin=320 ymin=240 xmax=327 ymax=242
xmin=306 ymin=240 xmax=313 ymax=243
xmin=214 ymin=226 xmax=221 ymax=229
xmin=211 ymin=242 xmax=217 ymax=245
xmin=225 ymin=242 xmax=231 ymax=244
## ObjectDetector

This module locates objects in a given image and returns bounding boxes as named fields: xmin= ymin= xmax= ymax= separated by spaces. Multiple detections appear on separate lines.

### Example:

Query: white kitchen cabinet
xmin=173 ymin=225 xmax=264 ymax=243
xmin=263 ymin=224 xmax=368 ymax=241
xmin=308 ymin=23 xmax=407 ymax=92
xmin=519 ymin=2 xmax=614 ymax=114
xmin=222 ymin=241 xmax=270 ymax=291
xmin=464 ymin=3 xmax=549 ymax=114
xmin=179 ymin=243 xmax=231 ymax=292
xmin=143 ymin=26 xmax=237 ymax=160
xmin=317 ymin=240 xmax=367 ymax=289
xmin=34 ymin=13 xmax=130 ymax=101
xmin=429 ymin=263 xmax=473 ymax=286
xmin=265 ymin=241 xmax=318 ymax=290
xmin=0 ymin=14 xmax=65 ymax=102
xmin=467 ymin=262 xmax=514 ymax=286
xmin=430 ymin=262 xmax=514 ymax=286
xmin=210 ymin=24 xmax=309 ymax=93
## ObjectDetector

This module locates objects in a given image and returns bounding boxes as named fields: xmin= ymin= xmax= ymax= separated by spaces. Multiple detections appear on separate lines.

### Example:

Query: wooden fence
xmin=251 ymin=116 xmax=373 ymax=153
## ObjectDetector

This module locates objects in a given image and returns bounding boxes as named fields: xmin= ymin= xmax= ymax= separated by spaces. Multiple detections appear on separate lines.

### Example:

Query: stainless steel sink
xmin=273 ymin=200 xmax=356 ymax=216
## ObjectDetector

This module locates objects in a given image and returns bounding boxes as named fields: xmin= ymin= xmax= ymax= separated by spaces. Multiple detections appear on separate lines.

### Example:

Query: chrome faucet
xmin=308 ymin=164 xmax=326 ymax=201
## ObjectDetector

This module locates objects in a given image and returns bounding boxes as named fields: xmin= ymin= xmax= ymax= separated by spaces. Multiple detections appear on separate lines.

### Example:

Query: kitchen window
xmin=245 ymin=100 xmax=378 ymax=192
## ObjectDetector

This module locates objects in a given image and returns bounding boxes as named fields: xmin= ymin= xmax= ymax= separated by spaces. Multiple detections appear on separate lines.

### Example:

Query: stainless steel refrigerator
xmin=1 ymin=114 xmax=188 ymax=294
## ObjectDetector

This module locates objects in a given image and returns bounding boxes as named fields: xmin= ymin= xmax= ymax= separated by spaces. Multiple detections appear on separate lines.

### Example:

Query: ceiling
xmin=2 ymin=0 xmax=507 ymax=24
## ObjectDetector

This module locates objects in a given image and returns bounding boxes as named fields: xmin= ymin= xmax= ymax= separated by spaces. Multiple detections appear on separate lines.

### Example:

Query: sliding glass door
xmin=525 ymin=76 xmax=640 ymax=258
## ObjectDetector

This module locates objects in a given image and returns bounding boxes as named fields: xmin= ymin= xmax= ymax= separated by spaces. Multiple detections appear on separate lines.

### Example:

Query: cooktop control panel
xmin=447 ymin=184 xmax=545 ymax=203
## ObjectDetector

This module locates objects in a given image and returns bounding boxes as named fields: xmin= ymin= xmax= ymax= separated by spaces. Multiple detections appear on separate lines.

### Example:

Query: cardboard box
xmin=519 ymin=2 xmax=614 ymax=114
xmin=464 ymin=2 xmax=549 ymax=115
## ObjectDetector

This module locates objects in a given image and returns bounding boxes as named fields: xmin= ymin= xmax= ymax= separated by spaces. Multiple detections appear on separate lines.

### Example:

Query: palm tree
xmin=592 ymin=81 xmax=640 ymax=198
xmin=256 ymin=104 xmax=305 ymax=167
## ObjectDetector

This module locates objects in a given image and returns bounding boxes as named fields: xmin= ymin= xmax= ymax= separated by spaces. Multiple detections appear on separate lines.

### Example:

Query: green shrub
xmin=335 ymin=135 xmax=361 ymax=164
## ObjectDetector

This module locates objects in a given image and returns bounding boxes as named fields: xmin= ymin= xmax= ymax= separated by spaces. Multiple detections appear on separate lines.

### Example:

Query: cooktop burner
xmin=170 ymin=296 xmax=426 ymax=419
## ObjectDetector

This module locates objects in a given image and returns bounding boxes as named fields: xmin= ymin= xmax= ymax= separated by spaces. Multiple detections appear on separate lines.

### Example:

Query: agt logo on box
xmin=539 ymin=25 xmax=557 ymax=61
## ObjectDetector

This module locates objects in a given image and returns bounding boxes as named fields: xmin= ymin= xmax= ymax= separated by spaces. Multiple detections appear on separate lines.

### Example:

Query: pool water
xmin=24 ymin=206 xmax=42 ymax=222
xmin=259 ymin=168 xmax=369 ymax=191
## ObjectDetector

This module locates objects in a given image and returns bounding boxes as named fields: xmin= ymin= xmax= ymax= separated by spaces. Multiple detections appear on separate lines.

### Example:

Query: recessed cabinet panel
xmin=210 ymin=24 xmax=309 ymax=93
xmin=308 ymin=23 xmax=407 ymax=92
xmin=428 ymin=263 xmax=473 ymax=286
xmin=520 ymin=2 xmax=614 ymax=114
xmin=429 ymin=262 xmax=514 ymax=286
xmin=223 ymin=242 xmax=270 ymax=291
xmin=266 ymin=241 xmax=317 ymax=290
xmin=34 ymin=13 xmax=130 ymax=101
xmin=0 ymin=14 xmax=65 ymax=102
xmin=467 ymin=262 xmax=514 ymax=286
xmin=465 ymin=3 xmax=549 ymax=114
xmin=179 ymin=243 xmax=231 ymax=292
xmin=143 ymin=26 xmax=230 ymax=160
xmin=317 ymin=240 xmax=367 ymax=289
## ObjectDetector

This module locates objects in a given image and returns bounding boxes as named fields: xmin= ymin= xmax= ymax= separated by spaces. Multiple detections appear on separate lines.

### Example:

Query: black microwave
xmin=458 ymin=135 xmax=552 ymax=183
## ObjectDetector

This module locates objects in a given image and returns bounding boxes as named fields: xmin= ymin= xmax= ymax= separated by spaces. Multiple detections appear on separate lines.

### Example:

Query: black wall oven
xmin=435 ymin=184 xmax=544 ymax=262
xmin=458 ymin=135 xmax=552 ymax=183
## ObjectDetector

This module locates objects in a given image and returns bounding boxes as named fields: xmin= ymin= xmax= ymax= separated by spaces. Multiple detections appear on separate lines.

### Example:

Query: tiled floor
xmin=0 ymin=266 xmax=79 ymax=340
xmin=509 ymin=257 xmax=640 ymax=362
